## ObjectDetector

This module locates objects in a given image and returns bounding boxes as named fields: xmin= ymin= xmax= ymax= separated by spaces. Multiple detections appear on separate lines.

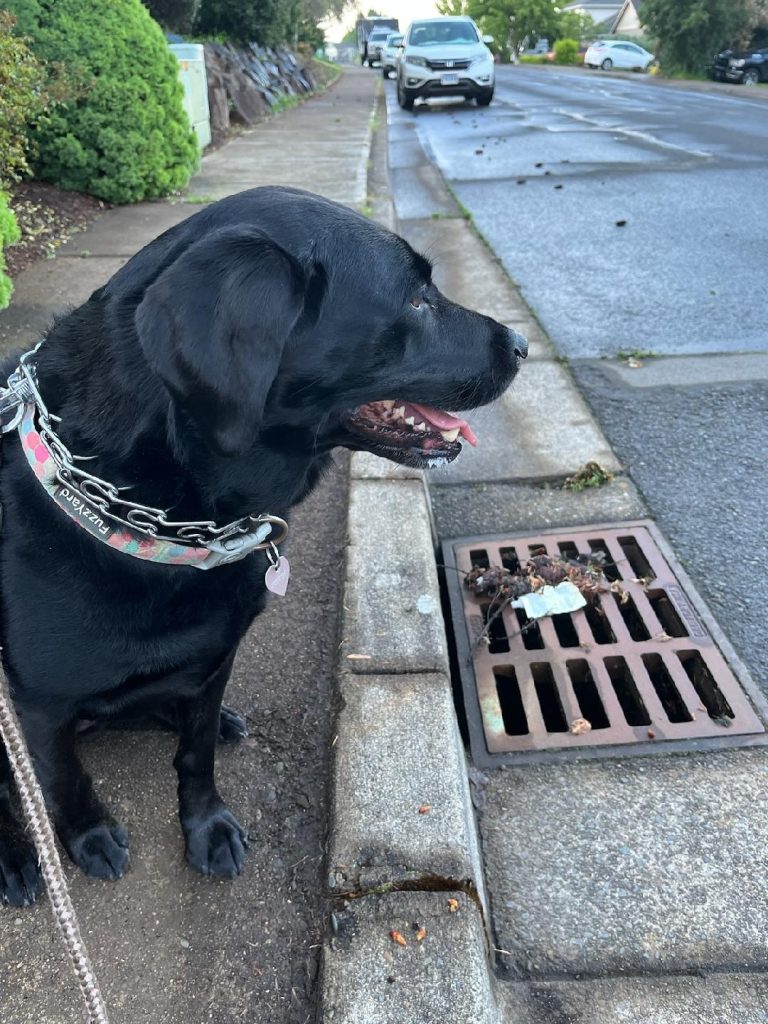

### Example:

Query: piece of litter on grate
xmin=513 ymin=581 xmax=586 ymax=619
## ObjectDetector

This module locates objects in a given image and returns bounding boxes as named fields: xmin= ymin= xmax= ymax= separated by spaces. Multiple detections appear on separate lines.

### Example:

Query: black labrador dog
xmin=0 ymin=186 xmax=525 ymax=906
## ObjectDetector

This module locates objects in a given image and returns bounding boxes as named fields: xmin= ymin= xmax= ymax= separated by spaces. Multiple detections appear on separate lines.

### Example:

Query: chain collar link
xmin=0 ymin=344 xmax=287 ymax=552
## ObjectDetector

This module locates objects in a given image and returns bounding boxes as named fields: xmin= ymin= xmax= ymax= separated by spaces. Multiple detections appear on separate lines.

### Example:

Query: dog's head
xmin=134 ymin=188 xmax=526 ymax=469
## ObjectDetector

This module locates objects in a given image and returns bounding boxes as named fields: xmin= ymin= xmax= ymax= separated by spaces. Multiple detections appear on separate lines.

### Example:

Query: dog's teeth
xmin=415 ymin=421 xmax=427 ymax=432
xmin=405 ymin=416 xmax=415 ymax=426
xmin=395 ymin=406 xmax=405 ymax=419
xmin=440 ymin=428 xmax=460 ymax=443
xmin=381 ymin=400 xmax=395 ymax=410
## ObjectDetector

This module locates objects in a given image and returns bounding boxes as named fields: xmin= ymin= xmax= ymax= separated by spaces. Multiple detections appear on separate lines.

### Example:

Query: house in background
xmin=562 ymin=1 xmax=623 ymax=34
xmin=609 ymin=0 xmax=647 ymax=37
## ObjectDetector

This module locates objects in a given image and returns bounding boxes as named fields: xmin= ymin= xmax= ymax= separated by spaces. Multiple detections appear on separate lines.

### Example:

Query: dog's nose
xmin=509 ymin=329 xmax=528 ymax=360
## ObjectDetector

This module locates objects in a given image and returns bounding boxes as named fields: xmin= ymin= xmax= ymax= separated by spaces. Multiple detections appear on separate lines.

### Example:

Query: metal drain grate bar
xmin=443 ymin=521 xmax=766 ymax=765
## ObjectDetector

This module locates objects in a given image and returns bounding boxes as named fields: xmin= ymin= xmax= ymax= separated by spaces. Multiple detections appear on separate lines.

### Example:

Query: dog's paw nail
xmin=218 ymin=706 xmax=249 ymax=742
xmin=68 ymin=824 xmax=130 ymax=880
xmin=0 ymin=839 xmax=43 ymax=907
xmin=184 ymin=810 xmax=248 ymax=878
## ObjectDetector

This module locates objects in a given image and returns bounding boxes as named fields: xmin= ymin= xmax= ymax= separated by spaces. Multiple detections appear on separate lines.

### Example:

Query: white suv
xmin=397 ymin=16 xmax=495 ymax=110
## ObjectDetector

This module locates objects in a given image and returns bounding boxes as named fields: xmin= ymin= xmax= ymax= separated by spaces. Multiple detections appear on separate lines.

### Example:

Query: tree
xmin=554 ymin=9 xmax=595 ymax=42
xmin=195 ymin=0 xmax=290 ymax=44
xmin=642 ymin=0 xmax=768 ymax=72
xmin=142 ymin=0 xmax=201 ymax=34
xmin=195 ymin=0 xmax=351 ymax=46
xmin=5 ymin=0 xmax=198 ymax=203
xmin=467 ymin=0 xmax=561 ymax=58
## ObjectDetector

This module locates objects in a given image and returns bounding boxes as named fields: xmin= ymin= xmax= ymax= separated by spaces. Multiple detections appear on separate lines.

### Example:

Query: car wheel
xmin=381 ymin=66 xmax=389 ymax=79
xmin=601 ymin=58 xmax=613 ymax=70
xmin=476 ymin=88 xmax=494 ymax=106
xmin=742 ymin=69 xmax=759 ymax=85
xmin=397 ymin=79 xmax=415 ymax=110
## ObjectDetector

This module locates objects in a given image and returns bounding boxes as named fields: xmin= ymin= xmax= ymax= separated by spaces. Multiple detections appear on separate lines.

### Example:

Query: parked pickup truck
xmin=357 ymin=15 xmax=399 ymax=66
xmin=709 ymin=44 xmax=768 ymax=85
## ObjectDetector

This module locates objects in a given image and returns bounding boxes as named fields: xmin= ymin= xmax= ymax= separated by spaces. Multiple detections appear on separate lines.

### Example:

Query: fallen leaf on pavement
xmin=415 ymin=927 xmax=427 ymax=941
xmin=418 ymin=804 xmax=432 ymax=814
xmin=447 ymin=898 xmax=459 ymax=913
xmin=390 ymin=930 xmax=407 ymax=947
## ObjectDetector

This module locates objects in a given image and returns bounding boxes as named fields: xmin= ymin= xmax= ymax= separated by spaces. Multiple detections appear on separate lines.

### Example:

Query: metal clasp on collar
xmin=0 ymin=369 xmax=33 ymax=435
xmin=199 ymin=515 xmax=288 ymax=570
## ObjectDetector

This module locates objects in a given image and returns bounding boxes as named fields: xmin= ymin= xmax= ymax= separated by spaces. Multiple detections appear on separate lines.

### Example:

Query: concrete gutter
xmin=319 ymin=88 xmax=501 ymax=1024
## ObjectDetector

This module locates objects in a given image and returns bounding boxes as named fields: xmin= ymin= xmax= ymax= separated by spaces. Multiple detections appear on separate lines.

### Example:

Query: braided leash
xmin=1 ymin=411 xmax=110 ymax=1022
xmin=0 ymin=666 xmax=111 ymax=1024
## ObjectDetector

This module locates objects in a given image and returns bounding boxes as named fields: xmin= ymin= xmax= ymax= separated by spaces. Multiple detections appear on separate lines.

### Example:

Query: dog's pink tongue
xmin=408 ymin=403 xmax=478 ymax=447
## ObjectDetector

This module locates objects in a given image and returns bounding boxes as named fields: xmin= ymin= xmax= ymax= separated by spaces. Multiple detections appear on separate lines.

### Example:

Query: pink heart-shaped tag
xmin=265 ymin=556 xmax=290 ymax=597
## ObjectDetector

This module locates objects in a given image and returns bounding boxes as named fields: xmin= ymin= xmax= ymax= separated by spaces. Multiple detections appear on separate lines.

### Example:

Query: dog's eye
xmin=410 ymin=297 xmax=423 ymax=309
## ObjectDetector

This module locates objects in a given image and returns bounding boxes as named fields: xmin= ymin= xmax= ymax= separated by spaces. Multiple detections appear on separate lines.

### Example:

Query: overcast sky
xmin=324 ymin=2 xmax=441 ymax=42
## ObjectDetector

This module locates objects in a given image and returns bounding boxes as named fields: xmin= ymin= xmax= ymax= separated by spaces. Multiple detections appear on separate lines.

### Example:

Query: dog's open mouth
xmin=345 ymin=400 xmax=478 ymax=468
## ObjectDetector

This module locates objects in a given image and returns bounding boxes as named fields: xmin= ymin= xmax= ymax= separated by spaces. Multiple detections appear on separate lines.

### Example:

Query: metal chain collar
xmin=0 ymin=345 xmax=287 ymax=550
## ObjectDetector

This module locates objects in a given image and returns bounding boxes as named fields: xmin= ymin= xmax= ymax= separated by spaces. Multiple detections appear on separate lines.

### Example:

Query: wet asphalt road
xmin=406 ymin=65 xmax=768 ymax=358
xmin=388 ymin=68 xmax=768 ymax=694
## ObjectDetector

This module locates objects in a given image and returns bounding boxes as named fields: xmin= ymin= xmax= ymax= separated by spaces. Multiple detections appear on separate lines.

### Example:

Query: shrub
xmin=4 ymin=0 xmax=199 ymax=204
xmin=554 ymin=38 xmax=579 ymax=64
xmin=0 ymin=192 xmax=21 ymax=310
xmin=0 ymin=11 xmax=46 ymax=184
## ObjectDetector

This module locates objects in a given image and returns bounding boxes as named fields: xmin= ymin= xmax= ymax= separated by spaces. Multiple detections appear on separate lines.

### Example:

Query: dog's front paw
xmin=0 ymin=833 xmax=42 ymax=906
xmin=183 ymin=809 xmax=248 ymax=878
xmin=66 ymin=824 xmax=129 ymax=880
xmin=218 ymin=705 xmax=248 ymax=743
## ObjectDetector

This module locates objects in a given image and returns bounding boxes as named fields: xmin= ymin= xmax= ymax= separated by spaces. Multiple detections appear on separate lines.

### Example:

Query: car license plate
xmin=441 ymin=72 xmax=459 ymax=85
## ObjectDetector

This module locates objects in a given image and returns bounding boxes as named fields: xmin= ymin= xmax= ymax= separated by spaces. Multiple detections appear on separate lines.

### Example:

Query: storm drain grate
xmin=442 ymin=521 xmax=767 ymax=766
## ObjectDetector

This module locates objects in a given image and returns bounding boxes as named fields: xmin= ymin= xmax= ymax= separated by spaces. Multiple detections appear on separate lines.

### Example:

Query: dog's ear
xmin=135 ymin=226 xmax=306 ymax=456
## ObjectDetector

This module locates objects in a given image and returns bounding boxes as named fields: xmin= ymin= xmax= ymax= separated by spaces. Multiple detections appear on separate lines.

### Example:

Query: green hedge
xmin=5 ymin=0 xmax=199 ymax=204
xmin=0 ymin=10 xmax=46 ymax=184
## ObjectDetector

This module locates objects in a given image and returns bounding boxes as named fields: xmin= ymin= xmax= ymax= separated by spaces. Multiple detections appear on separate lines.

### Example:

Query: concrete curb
xmin=319 ymin=87 xmax=498 ymax=1023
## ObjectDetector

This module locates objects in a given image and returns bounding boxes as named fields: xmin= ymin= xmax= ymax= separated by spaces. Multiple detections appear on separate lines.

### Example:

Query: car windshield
xmin=409 ymin=20 xmax=479 ymax=46
xmin=370 ymin=30 xmax=390 ymax=40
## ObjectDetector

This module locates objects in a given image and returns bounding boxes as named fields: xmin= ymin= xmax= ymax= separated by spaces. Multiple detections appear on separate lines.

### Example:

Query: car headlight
xmin=470 ymin=54 xmax=493 ymax=68
xmin=730 ymin=58 xmax=745 ymax=67
xmin=406 ymin=55 xmax=428 ymax=68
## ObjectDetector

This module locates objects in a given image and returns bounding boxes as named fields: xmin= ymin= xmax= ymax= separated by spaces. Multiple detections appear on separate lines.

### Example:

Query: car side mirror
xmin=482 ymin=35 xmax=494 ymax=44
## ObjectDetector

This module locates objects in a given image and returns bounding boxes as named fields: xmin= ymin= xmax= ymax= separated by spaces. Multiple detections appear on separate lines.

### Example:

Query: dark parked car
xmin=709 ymin=45 xmax=768 ymax=85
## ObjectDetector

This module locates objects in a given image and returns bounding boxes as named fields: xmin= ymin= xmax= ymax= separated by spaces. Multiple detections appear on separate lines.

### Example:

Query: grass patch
xmin=615 ymin=347 xmax=655 ymax=362
xmin=564 ymin=461 xmax=614 ymax=492
xmin=183 ymin=194 xmax=215 ymax=204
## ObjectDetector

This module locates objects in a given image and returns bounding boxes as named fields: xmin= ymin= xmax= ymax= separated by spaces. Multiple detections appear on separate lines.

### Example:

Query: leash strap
xmin=0 ymin=667 xmax=111 ymax=1024
xmin=1 ymin=416 xmax=111 ymax=1023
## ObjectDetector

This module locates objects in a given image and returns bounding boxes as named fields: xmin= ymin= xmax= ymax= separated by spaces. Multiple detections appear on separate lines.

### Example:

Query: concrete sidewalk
xmin=0 ymin=68 xmax=375 ymax=1024
xmin=395 ymin=90 xmax=768 ymax=1020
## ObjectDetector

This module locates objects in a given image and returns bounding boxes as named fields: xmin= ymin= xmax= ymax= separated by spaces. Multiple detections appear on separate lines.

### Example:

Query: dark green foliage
xmin=194 ymin=0 xmax=291 ymax=45
xmin=143 ymin=0 xmax=201 ymax=34
xmin=642 ymin=0 xmax=767 ymax=73
xmin=4 ymin=0 xmax=199 ymax=204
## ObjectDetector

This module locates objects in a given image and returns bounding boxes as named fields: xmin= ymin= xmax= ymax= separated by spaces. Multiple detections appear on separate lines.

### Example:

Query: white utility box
xmin=169 ymin=43 xmax=211 ymax=150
